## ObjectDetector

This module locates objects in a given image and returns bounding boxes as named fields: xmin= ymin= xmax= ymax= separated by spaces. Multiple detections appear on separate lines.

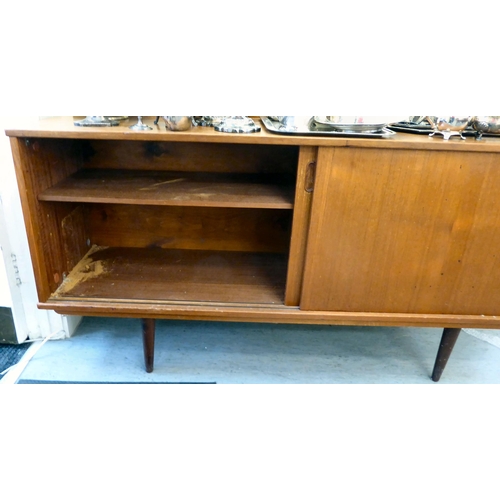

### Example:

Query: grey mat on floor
xmin=17 ymin=317 xmax=500 ymax=384
xmin=0 ymin=307 xmax=18 ymax=344
xmin=0 ymin=307 xmax=30 ymax=380
xmin=17 ymin=381 xmax=216 ymax=384
xmin=0 ymin=343 xmax=30 ymax=379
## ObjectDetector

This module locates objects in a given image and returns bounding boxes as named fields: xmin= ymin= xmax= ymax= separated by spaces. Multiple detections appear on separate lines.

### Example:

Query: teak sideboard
xmin=6 ymin=117 xmax=500 ymax=381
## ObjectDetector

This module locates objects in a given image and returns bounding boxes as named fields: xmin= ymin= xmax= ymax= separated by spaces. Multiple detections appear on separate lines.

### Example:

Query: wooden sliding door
xmin=301 ymin=146 xmax=500 ymax=316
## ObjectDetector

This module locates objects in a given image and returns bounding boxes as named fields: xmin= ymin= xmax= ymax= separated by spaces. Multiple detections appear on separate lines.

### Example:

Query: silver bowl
xmin=426 ymin=116 xmax=472 ymax=140
xmin=320 ymin=116 xmax=388 ymax=133
xmin=470 ymin=116 xmax=500 ymax=138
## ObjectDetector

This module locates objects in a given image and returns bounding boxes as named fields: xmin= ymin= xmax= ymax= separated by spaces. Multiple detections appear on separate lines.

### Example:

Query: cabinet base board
xmin=40 ymin=299 xmax=500 ymax=329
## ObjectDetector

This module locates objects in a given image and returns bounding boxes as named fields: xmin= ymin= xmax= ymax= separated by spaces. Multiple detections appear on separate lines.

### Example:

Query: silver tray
xmin=261 ymin=117 xmax=396 ymax=138
xmin=388 ymin=121 xmax=500 ymax=139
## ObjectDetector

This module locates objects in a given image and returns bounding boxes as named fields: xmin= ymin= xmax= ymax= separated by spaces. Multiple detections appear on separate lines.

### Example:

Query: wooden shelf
xmin=39 ymin=169 xmax=295 ymax=209
xmin=51 ymin=246 xmax=288 ymax=305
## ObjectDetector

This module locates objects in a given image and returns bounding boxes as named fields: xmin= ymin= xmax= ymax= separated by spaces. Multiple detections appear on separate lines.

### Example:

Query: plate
xmin=314 ymin=116 xmax=388 ymax=133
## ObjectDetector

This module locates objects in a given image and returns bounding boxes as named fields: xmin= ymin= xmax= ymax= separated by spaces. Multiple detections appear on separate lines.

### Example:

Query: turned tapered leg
xmin=142 ymin=319 xmax=156 ymax=373
xmin=432 ymin=328 xmax=461 ymax=382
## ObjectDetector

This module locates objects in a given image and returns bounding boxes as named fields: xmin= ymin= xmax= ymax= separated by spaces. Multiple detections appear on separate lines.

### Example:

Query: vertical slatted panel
xmin=10 ymin=138 xmax=83 ymax=300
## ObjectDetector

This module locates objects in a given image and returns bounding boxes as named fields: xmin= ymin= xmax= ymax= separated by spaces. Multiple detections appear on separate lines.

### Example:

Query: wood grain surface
xmin=40 ymin=169 xmax=295 ymax=209
xmin=301 ymin=147 xmax=500 ymax=315
xmin=7 ymin=116 xmax=500 ymax=152
xmin=86 ymin=204 xmax=292 ymax=253
xmin=53 ymin=246 xmax=287 ymax=305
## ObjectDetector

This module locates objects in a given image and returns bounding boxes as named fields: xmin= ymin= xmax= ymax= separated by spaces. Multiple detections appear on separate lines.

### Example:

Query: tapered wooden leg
xmin=432 ymin=328 xmax=461 ymax=382
xmin=142 ymin=319 xmax=156 ymax=373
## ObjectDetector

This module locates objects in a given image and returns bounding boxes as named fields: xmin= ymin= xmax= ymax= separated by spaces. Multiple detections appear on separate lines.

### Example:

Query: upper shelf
xmin=39 ymin=169 xmax=295 ymax=209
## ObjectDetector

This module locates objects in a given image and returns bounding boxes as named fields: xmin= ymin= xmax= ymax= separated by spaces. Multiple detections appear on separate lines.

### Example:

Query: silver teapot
xmin=162 ymin=116 xmax=194 ymax=131
xmin=470 ymin=116 xmax=500 ymax=139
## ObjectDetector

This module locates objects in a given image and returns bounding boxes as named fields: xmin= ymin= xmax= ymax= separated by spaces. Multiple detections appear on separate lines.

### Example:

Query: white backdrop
xmin=0 ymin=117 xmax=20 ymax=308
xmin=0 ymin=244 xmax=11 ymax=307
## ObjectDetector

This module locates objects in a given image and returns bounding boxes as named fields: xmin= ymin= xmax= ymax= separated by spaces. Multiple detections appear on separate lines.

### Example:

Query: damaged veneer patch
xmin=53 ymin=245 xmax=109 ymax=296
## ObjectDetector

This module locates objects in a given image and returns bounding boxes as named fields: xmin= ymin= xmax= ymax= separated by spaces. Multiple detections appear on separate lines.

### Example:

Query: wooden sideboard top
xmin=6 ymin=116 xmax=500 ymax=152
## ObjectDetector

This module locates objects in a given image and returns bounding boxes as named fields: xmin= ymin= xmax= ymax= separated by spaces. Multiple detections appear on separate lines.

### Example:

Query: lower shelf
xmin=51 ymin=246 xmax=288 ymax=305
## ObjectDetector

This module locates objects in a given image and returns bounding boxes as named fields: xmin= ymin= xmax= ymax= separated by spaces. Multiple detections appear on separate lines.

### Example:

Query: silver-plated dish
xmin=471 ymin=116 xmax=500 ymax=139
xmin=130 ymin=116 xmax=152 ymax=131
xmin=261 ymin=117 xmax=396 ymax=138
xmin=162 ymin=116 xmax=193 ymax=131
xmin=389 ymin=120 xmax=500 ymax=140
xmin=194 ymin=116 xmax=225 ymax=127
xmin=426 ymin=116 xmax=472 ymax=140
xmin=74 ymin=116 xmax=120 ymax=127
xmin=314 ymin=116 xmax=388 ymax=133
xmin=214 ymin=116 xmax=261 ymax=134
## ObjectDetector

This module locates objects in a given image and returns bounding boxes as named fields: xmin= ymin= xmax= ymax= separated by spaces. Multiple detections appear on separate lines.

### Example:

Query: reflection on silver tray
xmin=388 ymin=122 xmax=434 ymax=134
xmin=261 ymin=117 xmax=395 ymax=138
xmin=313 ymin=116 xmax=388 ymax=133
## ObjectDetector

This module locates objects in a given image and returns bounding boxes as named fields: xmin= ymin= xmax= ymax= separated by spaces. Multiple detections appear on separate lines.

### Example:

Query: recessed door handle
xmin=305 ymin=161 xmax=316 ymax=193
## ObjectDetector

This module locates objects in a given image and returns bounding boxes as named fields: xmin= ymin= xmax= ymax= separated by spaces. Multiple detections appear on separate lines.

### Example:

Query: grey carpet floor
xmin=16 ymin=317 xmax=500 ymax=384
xmin=0 ymin=343 xmax=30 ymax=380
xmin=0 ymin=307 xmax=30 ymax=380
xmin=0 ymin=307 xmax=18 ymax=344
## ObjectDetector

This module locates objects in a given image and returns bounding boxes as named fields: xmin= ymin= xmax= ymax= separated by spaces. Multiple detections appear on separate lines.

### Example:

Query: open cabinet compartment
xmin=16 ymin=137 xmax=300 ymax=308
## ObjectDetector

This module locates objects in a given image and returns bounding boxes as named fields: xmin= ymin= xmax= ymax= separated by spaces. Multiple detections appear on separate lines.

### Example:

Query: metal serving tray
xmin=261 ymin=117 xmax=396 ymax=138
xmin=388 ymin=121 xmax=499 ymax=139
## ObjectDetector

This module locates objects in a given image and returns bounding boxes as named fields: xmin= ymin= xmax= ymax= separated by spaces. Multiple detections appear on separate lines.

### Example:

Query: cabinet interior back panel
xmin=86 ymin=205 xmax=293 ymax=253
xmin=83 ymin=140 xmax=300 ymax=176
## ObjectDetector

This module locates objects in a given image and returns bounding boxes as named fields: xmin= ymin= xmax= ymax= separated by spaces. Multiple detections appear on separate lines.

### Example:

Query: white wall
xmin=0 ymin=246 xmax=11 ymax=307
xmin=0 ymin=117 xmax=21 ymax=308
